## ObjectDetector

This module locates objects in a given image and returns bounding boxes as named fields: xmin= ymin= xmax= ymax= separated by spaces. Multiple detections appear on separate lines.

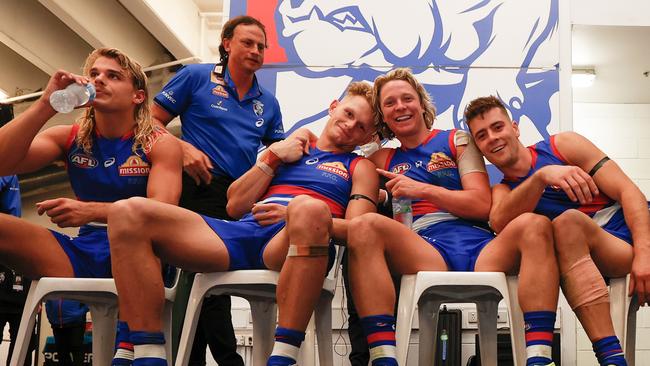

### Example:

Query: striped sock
xmin=267 ymin=327 xmax=304 ymax=366
xmin=593 ymin=336 xmax=627 ymax=366
xmin=361 ymin=314 xmax=398 ymax=366
xmin=130 ymin=331 xmax=167 ymax=366
xmin=524 ymin=311 xmax=555 ymax=365
xmin=112 ymin=321 xmax=133 ymax=366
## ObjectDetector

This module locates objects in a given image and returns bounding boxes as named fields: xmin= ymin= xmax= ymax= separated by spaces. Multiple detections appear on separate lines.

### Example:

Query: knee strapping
xmin=562 ymin=255 xmax=609 ymax=310
xmin=287 ymin=244 xmax=329 ymax=257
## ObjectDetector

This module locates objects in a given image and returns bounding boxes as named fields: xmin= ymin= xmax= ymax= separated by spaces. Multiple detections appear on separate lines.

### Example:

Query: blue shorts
xmin=202 ymin=212 xmax=336 ymax=271
xmin=602 ymin=208 xmax=632 ymax=244
xmin=50 ymin=226 xmax=112 ymax=278
xmin=202 ymin=212 xmax=286 ymax=270
xmin=601 ymin=203 xmax=650 ymax=244
xmin=418 ymin=219 xmax=495 ymax=271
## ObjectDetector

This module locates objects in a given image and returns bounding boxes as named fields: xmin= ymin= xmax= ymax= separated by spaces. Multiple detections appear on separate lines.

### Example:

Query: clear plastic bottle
xmin=49 ymin=83 xmax=96 ymax=113
xmin=392 ymin=196 xmax=413 ymax=228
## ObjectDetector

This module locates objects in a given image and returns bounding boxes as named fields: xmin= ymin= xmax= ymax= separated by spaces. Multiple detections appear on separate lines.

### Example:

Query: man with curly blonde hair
xmin=0 ymin=47 xmax=182 ymax=363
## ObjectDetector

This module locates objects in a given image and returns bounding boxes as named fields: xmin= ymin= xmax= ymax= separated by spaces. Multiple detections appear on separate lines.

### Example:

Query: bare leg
xmin=553 ymin=209 xmax=633 ymax=341
xmin=0 ymin=213 xmax=74 ymax=278
xmin=476 ymin=212 xmax=559 ymax=311
xmin=346 ymin=213 xmax=447 ymax=317
xmin=109 ymin=197 xmax=230 ymax=332
xmin=263 ymin=196 xmax=332 ymax=332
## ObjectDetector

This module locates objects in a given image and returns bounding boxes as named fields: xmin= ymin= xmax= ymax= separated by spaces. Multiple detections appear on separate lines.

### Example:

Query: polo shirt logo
xmin=253 ymin=99 xmax=264 ymax=116
xmin=212 ymin=85 xmax=229 ymax=98
xmin=211 ymin=100 xmax=228 ymax=112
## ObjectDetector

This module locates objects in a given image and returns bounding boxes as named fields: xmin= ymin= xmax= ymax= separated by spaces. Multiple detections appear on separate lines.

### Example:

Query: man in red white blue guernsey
xmin=466 ymin=95 xmax=650 ymax=366
xmin=0 ymin=48 xmax=182 ymax=364
xmin=347 ymin=68 xmax=560 ymax=366
xmin=108 ymin=82 xmax=379 ymax=366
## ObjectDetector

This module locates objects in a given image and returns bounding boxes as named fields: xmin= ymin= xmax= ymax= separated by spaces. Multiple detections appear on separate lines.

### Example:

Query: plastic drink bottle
xmin=49 ymin=83 xmax=96 ymax=113
xmin=392 ymin=197 xmax=413 ymax=228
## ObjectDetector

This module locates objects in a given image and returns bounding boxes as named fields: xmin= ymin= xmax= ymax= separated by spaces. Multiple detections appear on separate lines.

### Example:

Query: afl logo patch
xmin=71 ymin=154 xmax=98 ymax=169
xmin=119 ymin=155 xmax=150 ymax=176
xmin=391 ymin=162 xmax=411 ymax=174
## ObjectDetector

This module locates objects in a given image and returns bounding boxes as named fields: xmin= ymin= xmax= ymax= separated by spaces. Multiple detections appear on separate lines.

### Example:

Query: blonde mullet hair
xmin=373 ymin=67 xmax=436 ymax=139
xmin=76 ymin=47 xmax=161 ymax=155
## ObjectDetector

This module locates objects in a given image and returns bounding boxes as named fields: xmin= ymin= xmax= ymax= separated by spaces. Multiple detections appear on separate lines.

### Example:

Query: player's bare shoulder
xmin=367 ymin=147 xmax=393 ymax=169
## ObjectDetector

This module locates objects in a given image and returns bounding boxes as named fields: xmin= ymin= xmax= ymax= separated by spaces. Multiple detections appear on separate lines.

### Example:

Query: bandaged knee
xmin=562 ymin=255 xmax=609 ymax=310
xmin=287 ymin=244 xmax=329 ymax=257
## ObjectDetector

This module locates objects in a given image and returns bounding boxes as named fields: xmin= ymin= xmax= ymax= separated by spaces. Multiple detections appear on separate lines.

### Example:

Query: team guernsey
xmin=502 ymin=135 xmax=647 ymax=243
xmin=154 ymin=63 xmax=284 ymax=179
xmin=50 ymin=125 xmax=152 ymax=278
xmin=202 ymin=146 xmax=362 ymax=270
xmin=384 ymin=129 xmax=493 ymax=271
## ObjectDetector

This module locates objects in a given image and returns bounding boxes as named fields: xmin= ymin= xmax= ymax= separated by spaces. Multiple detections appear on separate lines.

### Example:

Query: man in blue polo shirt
xmin=1 ymin=174 xmax=37 ymax=366
xmin=151 ymin=15 xmax=283 ymax=366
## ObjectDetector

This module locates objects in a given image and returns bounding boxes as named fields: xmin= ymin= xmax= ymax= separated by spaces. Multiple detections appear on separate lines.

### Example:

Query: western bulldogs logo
xmin=70 ymin=154 xmax=98 ymax=169
xmin=253 ymin=99 xmax=264 ymax=116
xmin=317 ymin=161 xmax=350 ymax=180
xmin=427 ymin=152 xmax=456 ymax=172
xmin=235 ymin=0 xmax=560 ymax=184
xmin=119 ymin=155 xmax=150 ymax=176
xmin=391 ymin=162 xmax=411 ymax=174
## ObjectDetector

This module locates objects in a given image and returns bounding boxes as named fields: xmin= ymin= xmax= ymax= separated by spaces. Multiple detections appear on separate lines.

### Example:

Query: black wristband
xmin=588 ymin=156 xmax=611 ymax=177
xmin=350 ymin=193 xmax=376 ymax=206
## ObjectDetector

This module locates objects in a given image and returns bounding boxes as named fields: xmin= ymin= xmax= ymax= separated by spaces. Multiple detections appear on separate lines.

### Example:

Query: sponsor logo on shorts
xmin=391 ymin=162 xmax=411 ymax=174
xmin=255 ymin=118 xmax=264 ymax=127
xmin=317 ymin=161 xmax=349 ymax=180
xmin=119 ymin=155 xmax=150 ymax=176
xmin=427 ymin=152 xmax=456 ymax=172
xmin=71 ymin=154 xmax=98 ymax=169
xmin=104 ymin=157 xmax=116 ymax=167
xmin=212 ymin=85 xmax=229 ymax=98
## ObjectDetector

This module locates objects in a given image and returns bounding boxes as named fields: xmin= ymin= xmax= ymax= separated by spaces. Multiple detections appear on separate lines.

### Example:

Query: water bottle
xmin=49 ymin=83 xmax=96 ymax=113
xmin=392 ymin=196 xmax=413 ymax=228
xmin=440 ymin=328 xmax=448 ymax=362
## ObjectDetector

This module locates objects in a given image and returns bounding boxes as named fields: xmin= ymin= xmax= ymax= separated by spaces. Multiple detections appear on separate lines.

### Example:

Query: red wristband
xmin=260 ymin=148 xmax=283 ymax=170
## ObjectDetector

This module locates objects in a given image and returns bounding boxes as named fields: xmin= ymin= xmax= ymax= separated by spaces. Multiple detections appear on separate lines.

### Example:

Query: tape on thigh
xmin=562 ymin=255 xmax=609 ymax=310
xmin=287 ymin=244 xmax=329 ymax=257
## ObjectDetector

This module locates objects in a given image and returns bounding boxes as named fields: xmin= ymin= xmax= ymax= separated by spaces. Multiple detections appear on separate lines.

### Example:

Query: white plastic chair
xmin=10 ymin=271 xmax=179 ymax=366
xmin=557 ymin=291 xmax=577 ymax=366
xmin=175 ymin=249 xmax=343 ymax=366
xmin=610 ymin=274 xmax=639 ymax=366
xmin=395 ymin=272 xmax=526 ymax=366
